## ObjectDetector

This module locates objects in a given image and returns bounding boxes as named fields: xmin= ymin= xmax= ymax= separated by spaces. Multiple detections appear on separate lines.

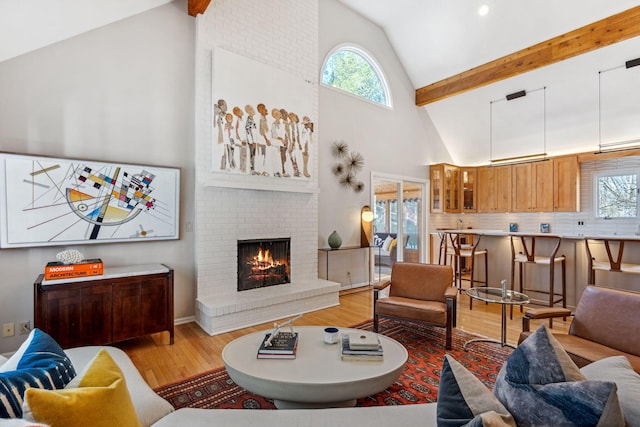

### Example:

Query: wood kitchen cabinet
xmin=430 ymin=164 xmax=443 ymax=213
xmin=444 ymin=164 xmax=460 ymax=212
xmin=511 ymin=160 xmax=554 ymax=212
xmin=477 ymin=165 xmax=512 ymax=212
xmin=434 ymin=154 xmax=579 ymax=214
xmin=35 ymin=264 xmax=174 ymax=348
xmin=460 ymin=167 xmax=477 ymax=213
xmin=430 ymin=163 xmax=460 ymax=213
xmin=553 ymin=155 xmax=579 ymax=212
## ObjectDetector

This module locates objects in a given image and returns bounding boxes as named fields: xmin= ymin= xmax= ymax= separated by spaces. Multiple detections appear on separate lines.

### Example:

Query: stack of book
xmin=341 ymin=332 xmax=384 ymax=362
xmin=257 ymin=331 xmax=299 ymax=359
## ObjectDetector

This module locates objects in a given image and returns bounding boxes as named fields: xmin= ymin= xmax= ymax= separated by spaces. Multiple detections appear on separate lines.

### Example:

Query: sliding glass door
xmin=372 ymin=174 xmax=426 ymax=279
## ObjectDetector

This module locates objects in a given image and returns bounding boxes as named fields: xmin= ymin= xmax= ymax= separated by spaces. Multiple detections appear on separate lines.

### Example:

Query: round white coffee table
xmin=222 ymin=326 xmax=408 ymax=409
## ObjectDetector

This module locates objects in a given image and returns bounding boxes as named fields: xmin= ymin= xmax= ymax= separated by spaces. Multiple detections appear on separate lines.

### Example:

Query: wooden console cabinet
xmin=34 ymin=264 xmax=174 ymax=348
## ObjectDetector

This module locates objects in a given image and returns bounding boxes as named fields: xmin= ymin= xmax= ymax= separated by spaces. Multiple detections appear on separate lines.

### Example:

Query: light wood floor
xmin=116 ymin=287 xmax=571 ymax=389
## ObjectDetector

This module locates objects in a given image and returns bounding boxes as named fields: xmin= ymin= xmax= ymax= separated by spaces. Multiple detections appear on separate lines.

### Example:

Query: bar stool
xmin=436 ymin=230 xmax=454 ymax=266
xmin=584 ymin=237 xmax=640 ymax=284
xmin=446 ymin=232 xmax=488 ymax=309
xmin=510 ymin=234 xmax=566 ymax=322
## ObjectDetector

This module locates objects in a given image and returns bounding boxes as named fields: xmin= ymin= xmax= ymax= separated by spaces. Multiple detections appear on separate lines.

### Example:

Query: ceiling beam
xmin=188 ymin=0 xmax=211 ymax=17
xmin=415 ymin=6 xmax=640 ymax=106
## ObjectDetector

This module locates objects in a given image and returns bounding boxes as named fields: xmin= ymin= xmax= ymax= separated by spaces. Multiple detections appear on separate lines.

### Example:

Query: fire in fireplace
xmin=237 ymin=238 xmax=290 ymax=291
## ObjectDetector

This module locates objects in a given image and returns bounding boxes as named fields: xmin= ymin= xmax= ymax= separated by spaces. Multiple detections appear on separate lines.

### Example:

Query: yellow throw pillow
xmin=24 ymin=349 xmax=142 ymax=427
xmin=389 ymin=238 xmax=397 ymax=250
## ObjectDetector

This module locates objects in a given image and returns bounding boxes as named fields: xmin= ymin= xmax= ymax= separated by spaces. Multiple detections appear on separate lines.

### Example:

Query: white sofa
xmin=67 ymin=346 xmax=438 ymax=427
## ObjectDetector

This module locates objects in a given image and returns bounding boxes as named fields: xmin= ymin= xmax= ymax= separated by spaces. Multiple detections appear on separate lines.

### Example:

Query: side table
xmin=318 ymin=246 xmax=374 ymax=287
xmin=464 ymin=287 xmax=529 ymax=350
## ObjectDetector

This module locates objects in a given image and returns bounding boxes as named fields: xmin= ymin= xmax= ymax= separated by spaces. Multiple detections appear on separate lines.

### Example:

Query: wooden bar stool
xmin=585 ymin=237 xmax=640 ymax=284
xmin=510 ymin=234 xmax=566 ymax=322
xmin=446 ymin=232 xmax=488 ymax=309
xmin=436 ymin=230 xmax=454 ymax=266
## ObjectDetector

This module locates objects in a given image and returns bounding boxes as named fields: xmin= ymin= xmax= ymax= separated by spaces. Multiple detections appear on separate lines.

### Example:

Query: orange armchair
xmin=373 ymin=262 xmax=457 ymax=349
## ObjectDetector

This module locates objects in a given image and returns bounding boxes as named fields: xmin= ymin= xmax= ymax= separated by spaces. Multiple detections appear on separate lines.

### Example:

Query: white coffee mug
xmin=324 ymin=327 xmax=339 ymax=344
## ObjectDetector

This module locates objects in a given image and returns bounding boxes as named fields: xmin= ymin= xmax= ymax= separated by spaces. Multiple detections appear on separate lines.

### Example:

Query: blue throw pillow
xmin=0 ymin=328 xmax=76 ymax=418
xmin=494 ymin=325 xmax=624 ymax=427
xmin=437 ymin=355 xmax=515 ymax=427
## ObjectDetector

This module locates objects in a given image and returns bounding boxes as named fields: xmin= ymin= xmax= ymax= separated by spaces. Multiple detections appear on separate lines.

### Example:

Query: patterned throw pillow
xmin=24 ymin=349 xmax=141 ymax=427
xmin=437 ymin=355 xmax=515 ymax=427
xmin=0 ymin=329 xmax=76 ymax=418
xmin=494 ymin=325 xmax=624 ymax=427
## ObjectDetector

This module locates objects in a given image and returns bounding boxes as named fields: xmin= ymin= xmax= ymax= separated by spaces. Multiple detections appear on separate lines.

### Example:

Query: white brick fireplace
xmin=192 ymin=0 xmax=335 ymax=335
xmin=194 ymin=187 xmax=339 ymax=335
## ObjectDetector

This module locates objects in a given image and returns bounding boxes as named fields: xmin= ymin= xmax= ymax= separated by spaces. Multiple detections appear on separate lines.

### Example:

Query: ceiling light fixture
xmin=490 ymin=153 xmax=548 ymax=166
xmin=597 ymin=57 xmax=640 ymax=154
xmin=478 ymin=4 xmax=489 ymax=16
xmin=489 ymin=87 xmax=548 ymax=165
xmin=506 ymin=90 xmax=526 ymax=101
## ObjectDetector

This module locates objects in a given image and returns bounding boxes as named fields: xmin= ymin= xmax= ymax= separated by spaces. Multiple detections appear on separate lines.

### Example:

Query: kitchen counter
xmin=430 ymin=230 xmax=640 ymax=307
xmin=432 ymin=229 xmax=640 ymax=240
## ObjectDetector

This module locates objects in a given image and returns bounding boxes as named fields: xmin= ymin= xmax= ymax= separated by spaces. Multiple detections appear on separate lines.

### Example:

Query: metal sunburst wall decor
xmin=331 ymin=140 xmax=365 ymax=192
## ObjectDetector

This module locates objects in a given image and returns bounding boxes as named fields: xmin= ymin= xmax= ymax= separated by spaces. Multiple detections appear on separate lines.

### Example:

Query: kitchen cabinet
xmin=477 ymin=165 xmax=512 ymax=212
xmin=435 ymin=153 xmax=579 ymax=214
xmin=444 ymin=164 xmax=460 ymax=212
xmin=553 ymin=155 xmax=579 ymax=212
xmin=511 ymin=160 xmax=554 ymax=212
xmin=460 ymin=167 xmax=477 ymax=213
xmin=430 ymin=164 xmax=460 ymax=213
xmin=430 ymin=165 xmax=443 ymax=213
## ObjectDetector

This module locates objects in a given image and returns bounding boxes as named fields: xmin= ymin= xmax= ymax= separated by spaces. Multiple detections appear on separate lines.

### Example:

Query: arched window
xmin=321 ymin=45 xmax=391 ymax=108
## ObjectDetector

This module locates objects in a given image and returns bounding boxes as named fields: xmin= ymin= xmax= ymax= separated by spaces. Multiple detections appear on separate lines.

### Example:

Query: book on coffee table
xmin=340 ymin=334 xmax=383 ymax=362
xmin=257 ymin=352 xmax=297 ymax=360
xmin=347 ymin=332 xmax=381 ymax=350
xmin=341 ymin=334 xmax=383 ymax=355
xmin=257 ymin=331 xmax=299 ymax=355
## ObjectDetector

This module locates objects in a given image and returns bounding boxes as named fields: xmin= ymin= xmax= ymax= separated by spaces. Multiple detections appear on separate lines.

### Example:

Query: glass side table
xmin=464 ymin=287 xmax=529 ymax=350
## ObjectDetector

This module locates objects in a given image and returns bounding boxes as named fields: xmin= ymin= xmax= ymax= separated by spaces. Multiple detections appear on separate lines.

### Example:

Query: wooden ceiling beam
xmin=188 ymin=0 xmax=211 ymax=17
xmin=415 ymin=6 xmax=640 ymax=106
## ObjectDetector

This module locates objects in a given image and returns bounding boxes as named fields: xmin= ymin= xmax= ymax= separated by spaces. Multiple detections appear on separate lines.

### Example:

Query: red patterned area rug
xmin=154 ymin=319 xmax=513 ymax=410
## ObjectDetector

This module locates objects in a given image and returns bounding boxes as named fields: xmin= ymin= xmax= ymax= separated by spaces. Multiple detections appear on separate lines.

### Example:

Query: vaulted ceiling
xmin=338 ymin=0 xmax=640 ymax=165
xmin=3 ymin=1 xmax=640 ymax=165
xmin=0 ymin=0 xmax=177 ymax=63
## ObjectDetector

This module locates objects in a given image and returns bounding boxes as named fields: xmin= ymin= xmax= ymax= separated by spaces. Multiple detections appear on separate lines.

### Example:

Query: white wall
xmin=0 ymin=1 xmax=195 ymax=353
xmin=0 ymin=0 xmax=453 ymax=352
xmin=317 ymin=0 xmax=450 ymax=283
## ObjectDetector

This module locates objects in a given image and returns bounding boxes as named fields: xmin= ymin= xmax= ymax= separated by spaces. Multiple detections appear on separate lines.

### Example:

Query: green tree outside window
xmin=322 ymin=47 xmax=390 ymax=106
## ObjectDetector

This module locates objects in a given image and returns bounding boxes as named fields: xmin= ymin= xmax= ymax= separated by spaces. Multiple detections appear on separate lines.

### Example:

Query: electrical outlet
xmin=19 ymin=321 xmax=31 ymax=335
xmin=347 ymin=271 xmax=351 ymax=276
xmin=2 ymin=323 xmax=14 ymax=337
xmin=577 ymin=220 xmax=586 ymax=226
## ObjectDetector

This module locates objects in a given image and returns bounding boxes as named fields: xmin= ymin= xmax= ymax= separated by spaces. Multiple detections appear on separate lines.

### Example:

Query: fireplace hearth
xmin=238 ymin=238 xmax=290 ymax=291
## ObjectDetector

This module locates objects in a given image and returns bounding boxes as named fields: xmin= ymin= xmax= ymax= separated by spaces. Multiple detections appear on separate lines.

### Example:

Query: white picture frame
xmin=0 ymin=152 xmax=180 ymax=248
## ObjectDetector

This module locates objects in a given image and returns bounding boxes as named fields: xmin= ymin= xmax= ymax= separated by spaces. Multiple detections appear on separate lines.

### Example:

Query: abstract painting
xmin=0 ymin=153 xmax=180 ymax=248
